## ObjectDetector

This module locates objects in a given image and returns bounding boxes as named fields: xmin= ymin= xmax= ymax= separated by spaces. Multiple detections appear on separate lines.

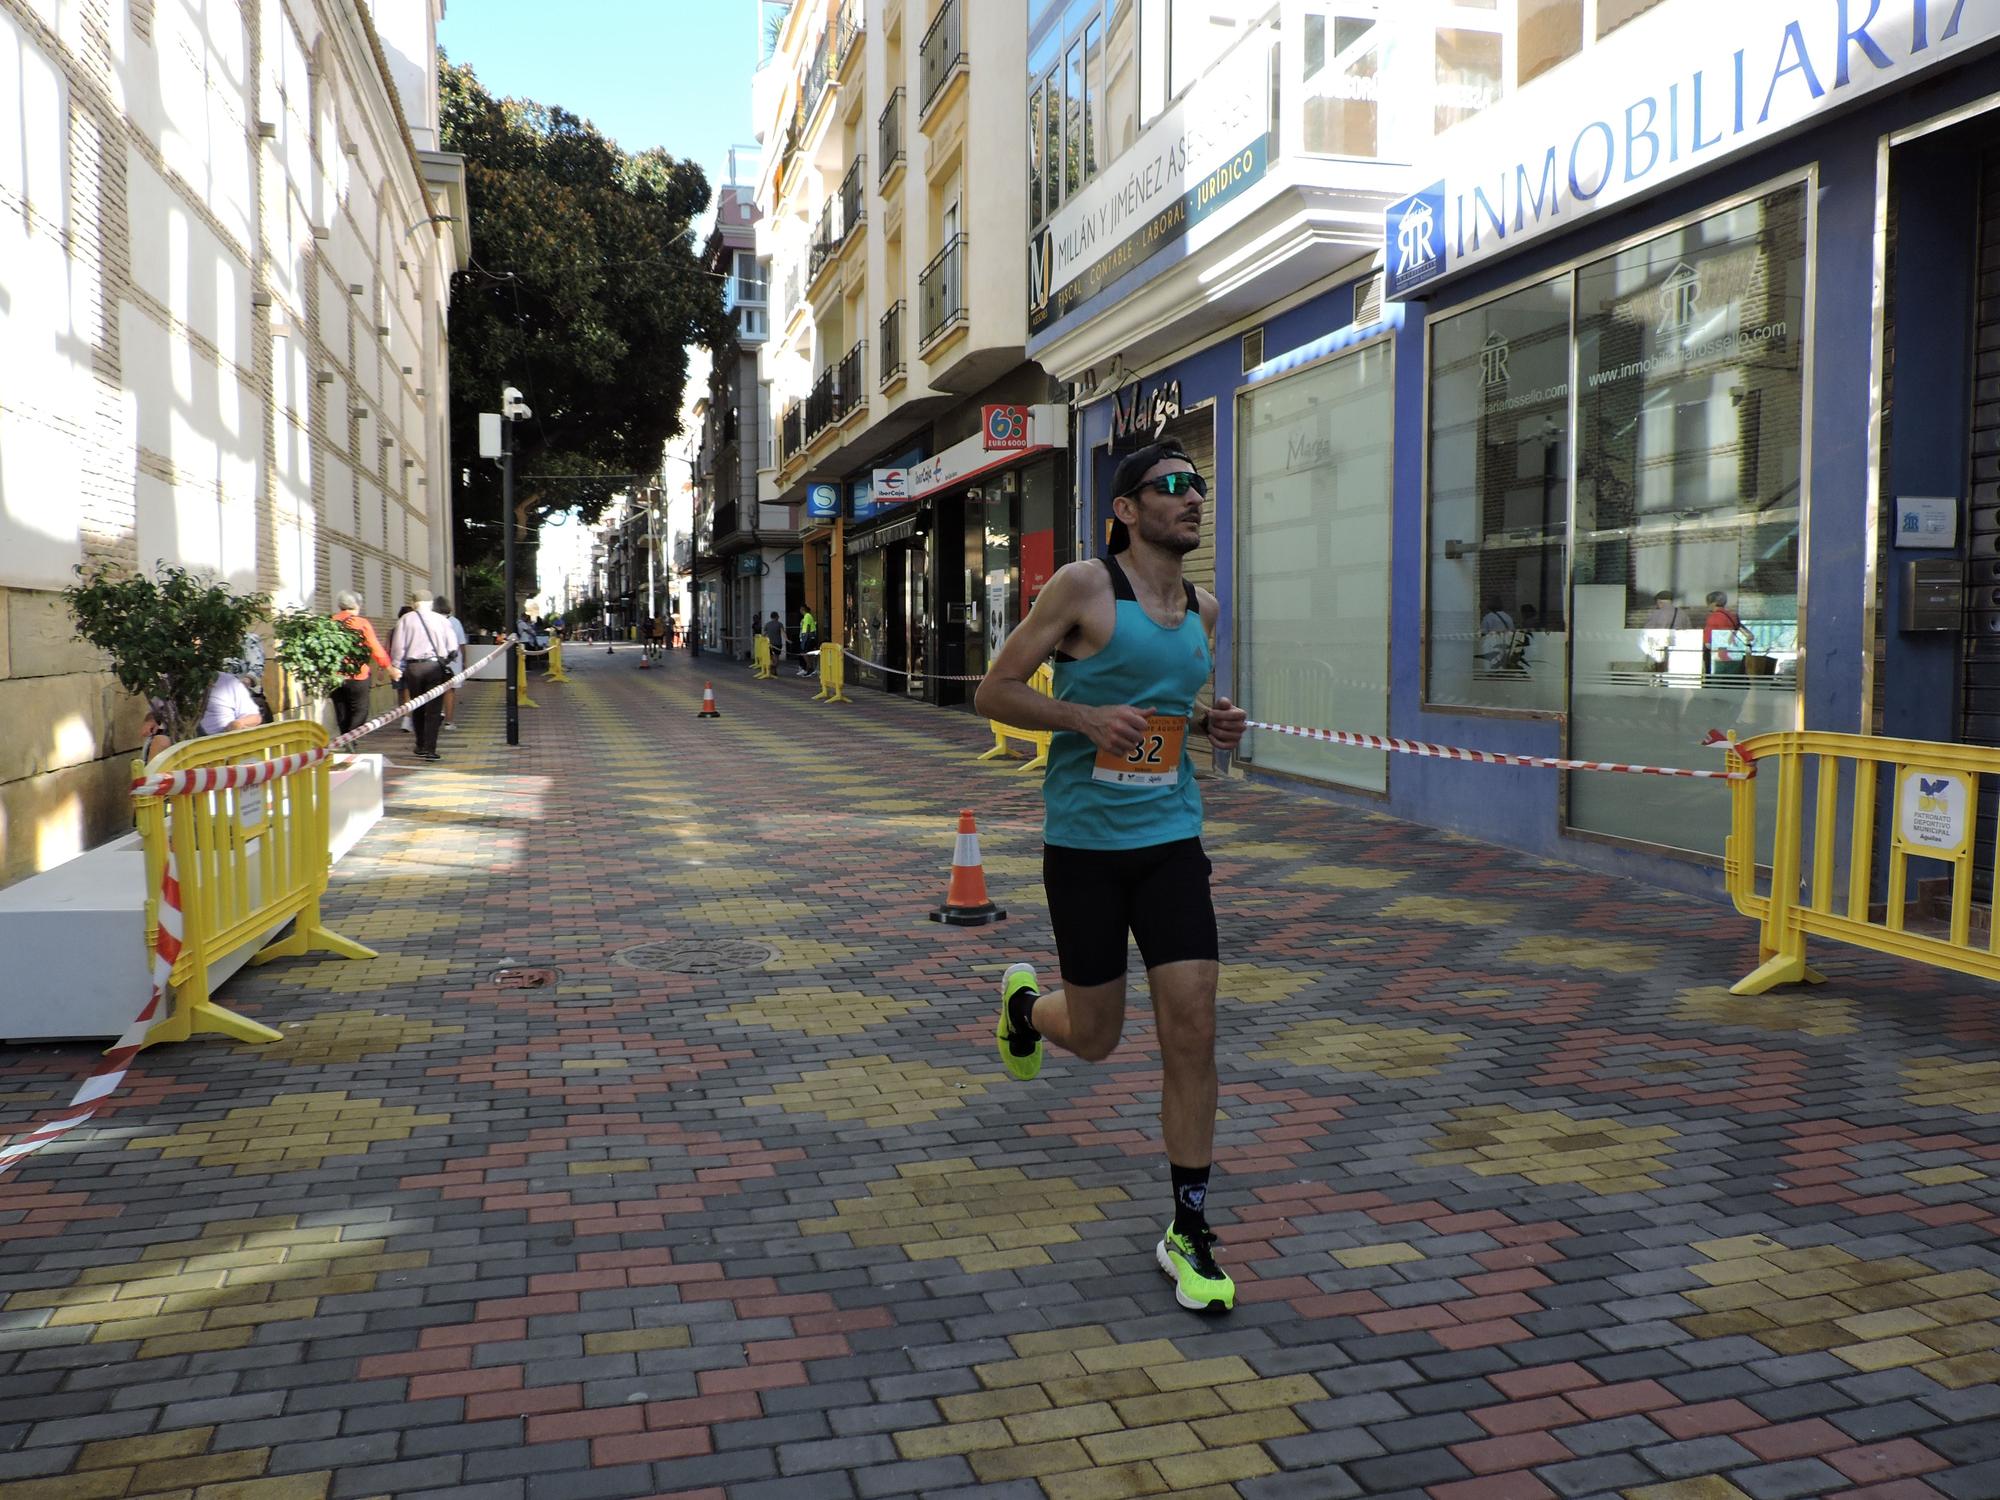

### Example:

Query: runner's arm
xmin=974 ymin=564 xmax=1146 ymax=755
xmin=1192 ymin=588 xmax=1246 ymax=751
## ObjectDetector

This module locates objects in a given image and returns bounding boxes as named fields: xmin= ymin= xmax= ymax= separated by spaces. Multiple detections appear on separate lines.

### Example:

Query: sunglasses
xmin=1141 ymin=471 xmax=1208 ymax=500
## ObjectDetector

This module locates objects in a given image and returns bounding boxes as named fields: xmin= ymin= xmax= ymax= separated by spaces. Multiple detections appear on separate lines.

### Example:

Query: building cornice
xmin=1028 ymin=166 xmax=1408 ymax=385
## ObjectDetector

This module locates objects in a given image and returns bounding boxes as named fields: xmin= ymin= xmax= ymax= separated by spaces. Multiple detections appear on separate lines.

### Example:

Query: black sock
xmin=1006 ymin=985 xmax=1040 ymax=1050
xmin=1170 ymin=1162 xmax=1211 ymax=1236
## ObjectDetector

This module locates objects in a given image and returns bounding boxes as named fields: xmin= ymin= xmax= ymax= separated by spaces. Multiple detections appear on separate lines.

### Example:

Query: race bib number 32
xmin=1093 ymin=714 xmax=1188 ymax=788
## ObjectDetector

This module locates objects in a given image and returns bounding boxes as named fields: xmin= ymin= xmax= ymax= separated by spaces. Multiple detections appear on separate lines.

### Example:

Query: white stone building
xmin=0 ymin=0 xmax=467 ymax=888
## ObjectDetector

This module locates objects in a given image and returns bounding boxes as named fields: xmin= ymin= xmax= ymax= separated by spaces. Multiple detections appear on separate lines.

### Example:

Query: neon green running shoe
xmin=997 ymin=962 xmax=1043 ymax=1082
xmin=1157 ymin=1222 xmax=1235 ymax=1313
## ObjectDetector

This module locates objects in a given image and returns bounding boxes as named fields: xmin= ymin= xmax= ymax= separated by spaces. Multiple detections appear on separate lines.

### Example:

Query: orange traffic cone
xmin=638 ymin=653 xmax=652 ymax=669
xmin=931 ymin=809 xmax=1006 ymax=926
xmin=698 ymin=682 xmax=722 ymax=719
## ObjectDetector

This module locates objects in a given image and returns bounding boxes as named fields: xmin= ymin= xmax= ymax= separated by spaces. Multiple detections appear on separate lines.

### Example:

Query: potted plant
xmin=63 ymin=562 xmax=270 ymax=744
xmin=271 ymin=610 xmax=374 ymax=726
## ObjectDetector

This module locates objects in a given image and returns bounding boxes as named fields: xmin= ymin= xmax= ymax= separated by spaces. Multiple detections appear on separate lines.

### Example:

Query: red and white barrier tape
xmin=1241 ymin=719 xmax=1748 ymax=781
xmin=0 ymin=641 xmax=511 ymax=1177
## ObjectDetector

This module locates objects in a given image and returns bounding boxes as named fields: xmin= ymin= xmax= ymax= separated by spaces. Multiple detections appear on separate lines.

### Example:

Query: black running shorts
xmin=1042 ymin=838 xmax=1219 ymax=988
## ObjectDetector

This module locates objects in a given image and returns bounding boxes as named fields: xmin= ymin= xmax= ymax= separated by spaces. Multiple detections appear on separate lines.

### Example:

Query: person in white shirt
xmin=198 ymin=673 xmax=263 ymax=736
xmin=436 ymin=597 xmax=469 ymax=730
xmin=387 ymin=592 xmax=457 ymax=762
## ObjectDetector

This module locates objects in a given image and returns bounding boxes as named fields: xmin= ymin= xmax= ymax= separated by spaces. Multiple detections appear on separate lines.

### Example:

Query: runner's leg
xmin=1148 ymin=959 xmax=1219 ymax=1167
xmin=1026 ymin=977 xmax=1126 ymax=1063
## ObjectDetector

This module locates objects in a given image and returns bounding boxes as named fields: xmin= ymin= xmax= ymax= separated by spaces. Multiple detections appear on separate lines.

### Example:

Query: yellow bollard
xmin=814 ymin=643 xmax=852 ymax=704
xmin=545 ymin=638 xmax=571 ymax=683
xmin=516 ymin=647 xmax=541 ymax=708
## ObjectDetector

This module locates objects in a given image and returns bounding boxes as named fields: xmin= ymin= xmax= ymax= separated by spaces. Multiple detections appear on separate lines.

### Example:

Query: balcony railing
xmin=918 ymin=0 xmax=965 ymax=115
xmin=799 ymin=26 xmax=833 ymax=128
xmin=839 ymin=156 xmax=867 ymax=237
xmin=836 ymin=340 xmax=865 ymax=421
xmin=836 ymin=0 xmax=863 ymax=69
xmin=780 ymin=400 xmax=804 ymax=466
xmin=713 ymin=501 xmax=742 ymax=543
xmin=805 ymin=364 xmax=838 ymax=436
xmin=918 ymin=234 xmax=967 ymax=349
xmin=880 ymin=301 xmax=905 ymax=387
xmin=808 ymin=196 xmax=844 ymax=280
xmin=878 ymin=88 xmax=905 ymax=182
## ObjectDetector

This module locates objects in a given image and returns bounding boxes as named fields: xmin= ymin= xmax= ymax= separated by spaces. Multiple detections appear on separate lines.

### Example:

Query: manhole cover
xmin=492 ymin=966 xmax=560 ymax=989
xmin=617 ymin=939 xmax=775 ymax=975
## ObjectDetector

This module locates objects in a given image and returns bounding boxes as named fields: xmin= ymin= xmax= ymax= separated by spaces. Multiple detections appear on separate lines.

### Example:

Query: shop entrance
xmin=1874 ymin=109 xmax=2000 ymax=898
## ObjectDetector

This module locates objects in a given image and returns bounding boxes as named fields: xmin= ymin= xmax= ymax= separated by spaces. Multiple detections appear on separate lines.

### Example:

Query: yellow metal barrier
xmin=545 ymin=639 xmax=571 ymax=682
xmin=135 ymin=721 xmax=375 ymax=1048
xmin=752 ymin=636 xmax=774 ymax=678
xmin=978 ymin=663 xmax=1055 ymax=773
xmin=1726 ymin=731 xmax=2000 ymax=994
xmin=516 ymin=647 xmax=540 ymax=708
xmin=814 ymin=643 xmax=852 ymax=704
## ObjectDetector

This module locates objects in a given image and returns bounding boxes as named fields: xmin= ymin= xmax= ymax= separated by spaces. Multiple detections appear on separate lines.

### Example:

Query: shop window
xmin=1518 ymin=0 xmax=1582 ymax=86
xmin=1300 ymin=10 xmax=1379 ymax=158
xmin=1568 ymin=183 xmax=1807 ymax=857
xmin=1066 ymin=38 xmax=1084 ymax=198
xmin=1104 ymin=0 xmax=1139 ymax=156
xmin=1139 ymin=0 xmax=1168 ymax=124
xmin=1434 ymin=26 xmax=1503 ymax=134
xmin=1043 ymin=64 xmax=1063 ymax=211
xmin=1028 ymin=85 xmax=1043 ymax=223
xmin=1084 ymin=18 xmax=1104 ymax=179
xmin=1425 ymin=275 xmax=1572 ymax=714
xmin=1238 ymin=342 xmax=1394 ymax=792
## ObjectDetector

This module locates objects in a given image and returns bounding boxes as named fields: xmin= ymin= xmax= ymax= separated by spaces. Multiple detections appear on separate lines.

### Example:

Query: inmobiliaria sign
xmin=1385 ymin=0 xmax=2000 ymax=299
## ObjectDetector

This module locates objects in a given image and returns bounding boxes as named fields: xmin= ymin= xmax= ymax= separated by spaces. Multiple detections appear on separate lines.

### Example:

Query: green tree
xmin=271 ymin=610 xmax=372 ymax=717
xmin=63 ymin=563 xmax=270 ymax=744
xmin=440 ymin=57 xmax=730 ymax=589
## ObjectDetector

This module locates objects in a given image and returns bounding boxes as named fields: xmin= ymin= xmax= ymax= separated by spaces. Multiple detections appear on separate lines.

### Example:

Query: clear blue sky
xmin=439 ymin=0 xmax=759 ymax=193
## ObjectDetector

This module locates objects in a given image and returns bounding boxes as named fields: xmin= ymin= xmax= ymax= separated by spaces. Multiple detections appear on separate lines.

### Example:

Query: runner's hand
xmin=1207 ymin=696 xmax=1247 ymax=751
xmin=1082 ymin=704 xmax=1150 ymax=757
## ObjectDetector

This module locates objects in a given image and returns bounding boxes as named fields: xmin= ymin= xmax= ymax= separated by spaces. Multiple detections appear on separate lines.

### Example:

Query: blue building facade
xmin=1034 ymin=2 xmax=2000 ymax=894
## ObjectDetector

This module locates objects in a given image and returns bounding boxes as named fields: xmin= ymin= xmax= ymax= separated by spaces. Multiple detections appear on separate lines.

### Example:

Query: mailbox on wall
xmin=1901 ymin=560 xmax=1964 ymax=632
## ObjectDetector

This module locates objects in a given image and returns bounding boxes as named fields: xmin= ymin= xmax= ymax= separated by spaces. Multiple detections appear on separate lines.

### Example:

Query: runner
xmin=973 ymin=440 xmax=1247 ymax=1314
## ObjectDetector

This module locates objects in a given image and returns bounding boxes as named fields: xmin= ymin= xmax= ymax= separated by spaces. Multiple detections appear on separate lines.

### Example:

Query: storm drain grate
xmin=616 ymin=939 xmax=776 ymax=975
xmin=492 ymin=966 xmax=561 ymax=989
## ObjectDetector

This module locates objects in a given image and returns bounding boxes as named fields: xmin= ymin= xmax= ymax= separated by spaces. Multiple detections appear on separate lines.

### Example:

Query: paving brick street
xmin=5 ymin=648 xmax=2000 ymax=1500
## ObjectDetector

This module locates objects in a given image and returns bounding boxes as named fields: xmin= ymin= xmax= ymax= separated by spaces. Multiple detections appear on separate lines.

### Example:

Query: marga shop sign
xmin=1385 ymin=0 xmax=2000 ymax=299
xmin=1029 ymin=27 xmax=1272 ymax=334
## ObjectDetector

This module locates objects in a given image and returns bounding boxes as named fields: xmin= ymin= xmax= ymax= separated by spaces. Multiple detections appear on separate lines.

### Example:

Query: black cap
xmin=1104 ymin=441 xmax=1192 ymax=555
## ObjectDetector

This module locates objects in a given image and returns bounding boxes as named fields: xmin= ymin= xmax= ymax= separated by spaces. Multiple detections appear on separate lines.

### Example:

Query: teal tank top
xmin=1044 ymin=555 xmax=1211 ymax=850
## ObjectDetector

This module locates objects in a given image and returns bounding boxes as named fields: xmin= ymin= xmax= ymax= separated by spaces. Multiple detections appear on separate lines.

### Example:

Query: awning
xmin=848 ymin=512 xmax=923 ymax=554
xmin=1244 ymin=305 xmax=1404 ymax=386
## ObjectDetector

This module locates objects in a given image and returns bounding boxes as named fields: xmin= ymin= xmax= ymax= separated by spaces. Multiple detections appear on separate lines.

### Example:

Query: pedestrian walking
xmin=647 ymin=613 xmax=667 ymax=662
xmin=763 ymin=609 xmax=785 ymax=668
xmin=388 ymin=591 xmax=456 ymax=762
xmin=796 ymin=605 xmax=818 ymax=676
xmin=331 ymin=591 xmax=398 ymax=736
xmin=974 ymin=440 xmax=1247 ymax=1314
xmin=435 ymin=597 xmax=468 ymax=729
xmin=394 ymin=604 xmax=415 ymax=732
